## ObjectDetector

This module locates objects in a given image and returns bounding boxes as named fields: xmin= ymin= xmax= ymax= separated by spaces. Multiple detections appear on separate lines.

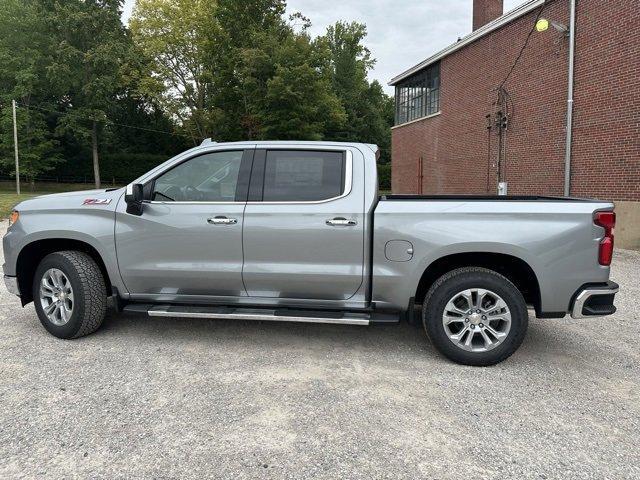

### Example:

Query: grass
xmin=0 ymin=193 xmax=36 ymax=218
xmin=0 ymin=182 xmax=101 ymax=218
xmin=0 ymin=181 xmax=98 ymax=194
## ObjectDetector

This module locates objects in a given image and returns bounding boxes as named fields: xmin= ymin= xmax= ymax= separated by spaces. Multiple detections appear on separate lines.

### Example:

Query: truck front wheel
xmin=422 ymin=267 xmax=528 ymax=366
xmin=33 ymin=251 xmax=107 ymax=339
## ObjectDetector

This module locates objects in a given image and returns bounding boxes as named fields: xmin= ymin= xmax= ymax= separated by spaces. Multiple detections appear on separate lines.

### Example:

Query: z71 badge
xmin=82 ymin=198 xmax=112 ymax=205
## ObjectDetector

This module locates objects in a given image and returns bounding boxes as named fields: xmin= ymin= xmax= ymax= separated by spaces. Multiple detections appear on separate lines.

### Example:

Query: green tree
xmin=0 ymin=0 xmax=62 ymax=187
xmin=130 ymin=0 xmax=220 ymax=144
xmin=323 ymin=21 xmax=394 ymax=163
xmin=43 ymin=0 xmax=133 ymax=188
xmin=210 ymin=0 xmax=345 ymax=141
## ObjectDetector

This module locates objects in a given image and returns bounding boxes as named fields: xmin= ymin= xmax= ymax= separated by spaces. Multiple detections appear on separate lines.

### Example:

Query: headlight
xmin=8 ymin=210 xmax=19 ymax=226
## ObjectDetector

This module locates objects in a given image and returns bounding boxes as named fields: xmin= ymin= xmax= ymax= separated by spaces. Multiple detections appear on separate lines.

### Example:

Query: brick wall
xmin=391 ymin=0 xmax=640 ymax=203
xmin=571 ymin=0 xmax=640 ymax=201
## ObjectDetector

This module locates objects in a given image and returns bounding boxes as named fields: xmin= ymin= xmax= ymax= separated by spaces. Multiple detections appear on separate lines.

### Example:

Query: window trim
xmin=247 ymin=149 xmax=353 ymax=205
xmin=391 ymin=110 xmax=442 ymax=129
xmin=145 ymin=148 xmax=253 ymax=205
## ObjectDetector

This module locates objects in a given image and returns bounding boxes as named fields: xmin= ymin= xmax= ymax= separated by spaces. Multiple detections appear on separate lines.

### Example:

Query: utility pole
xmin=12 ymin=100 xmax=20 ymax=195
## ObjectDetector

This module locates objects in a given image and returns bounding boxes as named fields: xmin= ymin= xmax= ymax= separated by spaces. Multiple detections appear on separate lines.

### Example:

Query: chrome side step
xmin=143 ymin=305 xmax=374 ymax=326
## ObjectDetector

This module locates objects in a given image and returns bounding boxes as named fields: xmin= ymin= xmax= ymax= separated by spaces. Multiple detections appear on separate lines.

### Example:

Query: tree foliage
xmin=0 ymin=0 xmax=62 ymax=185
xmin=323 ymin=21 xmax=394 ymax=163
xmin=130 ymin=0 xmax=219 ymax=143
xmin=212 ymin=0 xmax=346 ymax=140
xmin=0 ymin=0 xmax=393 ymax=187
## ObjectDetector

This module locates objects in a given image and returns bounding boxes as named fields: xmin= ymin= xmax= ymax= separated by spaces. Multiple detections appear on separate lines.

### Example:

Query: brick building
xmin=389 ymin=0 xmax=640 ymax=249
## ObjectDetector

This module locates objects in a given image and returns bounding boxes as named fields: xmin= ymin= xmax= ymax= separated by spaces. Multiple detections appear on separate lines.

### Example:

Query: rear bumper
xmin=3 ymin=275 xmax=20 ymax=296
xmin=570 ymin=281 xmax=619 ymax=319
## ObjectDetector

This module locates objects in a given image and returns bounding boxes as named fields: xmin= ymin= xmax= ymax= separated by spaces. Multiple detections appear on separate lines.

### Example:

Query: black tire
xmin=33 ymin=251 xmax=107 ymax=339
xmin=422 ymin=267 xmax=528 ymax=366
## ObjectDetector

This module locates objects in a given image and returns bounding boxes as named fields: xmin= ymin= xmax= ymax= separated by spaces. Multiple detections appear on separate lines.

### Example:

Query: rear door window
xmin=262 ymin=150 xmax=345 ymax=202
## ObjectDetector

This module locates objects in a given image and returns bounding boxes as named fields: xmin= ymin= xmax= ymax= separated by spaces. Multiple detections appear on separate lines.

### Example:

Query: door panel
xmin=116 ymin=203 xmax=246 ymax=296
xmin=115 ymin=149 xmax=250 ymax=298
xmin=242 ymin=148 xmax=365 ymax=301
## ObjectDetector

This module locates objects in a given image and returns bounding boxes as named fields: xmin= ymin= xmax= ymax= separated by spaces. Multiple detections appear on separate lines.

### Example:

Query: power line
xmin=14 ymin=101 xmax=184 ymax=137
xmin=498 ymin=1 xmax=547 ymax=90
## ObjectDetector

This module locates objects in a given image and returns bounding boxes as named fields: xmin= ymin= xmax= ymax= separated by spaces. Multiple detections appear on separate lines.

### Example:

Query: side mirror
xmin=125 ymin=183 xmax=144 ymax=216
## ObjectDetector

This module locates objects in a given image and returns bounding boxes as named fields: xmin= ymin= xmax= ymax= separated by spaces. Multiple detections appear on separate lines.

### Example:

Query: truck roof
xmin=199 ymin=139 xmax=378 ymax=152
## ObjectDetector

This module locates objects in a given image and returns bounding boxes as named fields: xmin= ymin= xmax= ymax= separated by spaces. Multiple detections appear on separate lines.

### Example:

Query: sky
xmin=121 ymin=0 xmax=526 ymax=94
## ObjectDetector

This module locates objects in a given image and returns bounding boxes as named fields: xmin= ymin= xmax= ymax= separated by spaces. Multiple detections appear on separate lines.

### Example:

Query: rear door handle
xmin=326 ymin=217 xmax=357 ymax=227
xmin=207 ymin=216 xmax=238 ymax=225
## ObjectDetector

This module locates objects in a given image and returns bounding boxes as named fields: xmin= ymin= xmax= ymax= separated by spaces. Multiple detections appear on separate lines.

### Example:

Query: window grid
xmin=394 ymin=63 xmax=440 ymax=125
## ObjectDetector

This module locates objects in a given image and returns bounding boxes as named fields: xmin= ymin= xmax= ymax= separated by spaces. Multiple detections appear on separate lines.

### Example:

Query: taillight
xmin=594 ymin=211 xmax=615 ymax=266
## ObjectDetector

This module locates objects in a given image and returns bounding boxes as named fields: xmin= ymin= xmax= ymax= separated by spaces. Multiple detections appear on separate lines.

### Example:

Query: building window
xmin=394 ymin=62 xmax=440 ymax=125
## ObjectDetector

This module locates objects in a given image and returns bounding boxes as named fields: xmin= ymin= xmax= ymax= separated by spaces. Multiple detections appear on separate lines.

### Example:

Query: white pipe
xmin=563 ymin=0 xmax=576 ymax=196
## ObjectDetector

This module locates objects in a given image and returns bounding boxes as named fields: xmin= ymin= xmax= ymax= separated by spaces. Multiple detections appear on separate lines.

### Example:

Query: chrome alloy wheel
xmin=442 ymin=288 xmax=512 ymax=352
xmin=39 ymin=268 xmax=74 ymax=326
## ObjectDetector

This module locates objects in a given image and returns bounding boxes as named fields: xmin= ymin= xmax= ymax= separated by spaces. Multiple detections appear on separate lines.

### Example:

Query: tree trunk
xmin=92 ymin=120 xmax=101 ymax=189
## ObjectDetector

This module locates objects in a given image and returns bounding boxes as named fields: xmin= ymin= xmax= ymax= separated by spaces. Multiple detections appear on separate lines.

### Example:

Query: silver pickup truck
xmin=2 ymin=141 xmax=619 ymax=365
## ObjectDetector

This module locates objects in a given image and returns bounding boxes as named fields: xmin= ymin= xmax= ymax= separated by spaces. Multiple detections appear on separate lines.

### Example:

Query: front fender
xmin=3 ymin=207 xmax=127 ymax=297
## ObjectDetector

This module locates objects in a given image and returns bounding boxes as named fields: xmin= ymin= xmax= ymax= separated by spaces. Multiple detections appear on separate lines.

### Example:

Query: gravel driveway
xmin=0 ymin=221 xmax=638 ymax=479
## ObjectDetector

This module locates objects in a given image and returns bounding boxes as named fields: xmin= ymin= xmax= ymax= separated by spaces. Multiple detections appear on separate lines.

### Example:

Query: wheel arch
xmin=16 ymin=239 xmax=113 ymax=306
xmin=414 ymin=252 xmax=541 ymax=314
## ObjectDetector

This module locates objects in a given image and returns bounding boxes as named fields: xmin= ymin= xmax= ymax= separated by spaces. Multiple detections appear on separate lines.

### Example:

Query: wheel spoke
xmin=41 ymin=278 xmax=55 ymax=293
xmin=448 ymin=305 xmax=469 ymax=317
xmin=444 ymin=313 xmax=465 ymax=325
xmin=451 ymin=325 xmax=470 ymax=341
xmin=464 ymin=329 xmax=475 ymax=347
xmin=60 ymin=304 xmax=70 ymax=322
xmin=485 ymin=324 xmax=507 ymax=339
xmin=461 ymin=290 xmax=475 ymax=311
xmin=50 ymin=270 xmax=60 ymax=289
xmin=53 ymin=304 xmax=61 ymax=321
xmin=477 ymin=289 xmax=490 ymax=309
xmin=41 ymin=291 xmax=55 ymax=301
xmin=44 ymin=301 xmax=57 ymax=315
xmin=479 ymin=328 xmax=493 ymax=347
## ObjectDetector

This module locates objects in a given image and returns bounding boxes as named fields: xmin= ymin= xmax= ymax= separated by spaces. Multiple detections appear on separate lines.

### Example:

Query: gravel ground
xmin=0 ymin=221 xmax=638 ymax=479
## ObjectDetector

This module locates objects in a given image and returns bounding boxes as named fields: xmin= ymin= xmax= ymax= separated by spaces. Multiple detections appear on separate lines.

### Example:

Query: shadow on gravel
xmin=92 ymin=309 xmax=576 ymax=366
xmin=100 ymin=309 xmax=424 ymax=345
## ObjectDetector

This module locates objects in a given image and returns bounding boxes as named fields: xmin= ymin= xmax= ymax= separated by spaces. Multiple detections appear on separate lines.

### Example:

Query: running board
xmin=124 ymin=304 xmax=399 ymax=326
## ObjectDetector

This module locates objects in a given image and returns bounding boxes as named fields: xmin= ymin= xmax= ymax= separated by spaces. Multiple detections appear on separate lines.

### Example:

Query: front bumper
xmin=3 ymin=275 xmax=20 ymax=296
xmin=570 ymin=281 xmax=619 ymax=319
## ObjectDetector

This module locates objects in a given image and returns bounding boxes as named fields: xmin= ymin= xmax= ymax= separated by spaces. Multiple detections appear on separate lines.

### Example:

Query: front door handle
xmin=207 ymin=216 xmax=238 ymax=225
xmin=326 ymin=217 xmax=357 ymax=227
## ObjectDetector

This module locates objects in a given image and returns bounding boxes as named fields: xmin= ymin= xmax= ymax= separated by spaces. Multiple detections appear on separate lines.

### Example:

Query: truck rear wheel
xmin=33 ymin=251 xmax=107 ymax=339
xmin=422 ymin=267 xmax=528 ymax=366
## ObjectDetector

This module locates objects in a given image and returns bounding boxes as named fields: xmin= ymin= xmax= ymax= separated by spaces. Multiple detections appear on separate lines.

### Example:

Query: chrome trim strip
xmin=571 ymin=286 xmax=619 ymax=319
xmin=148 ymin=306 xmax=370 ymax=325
xmin=145 ymin=149 xmax=353 ymax=206
xmin=4 ymin=275 xmax=20 ymax=296
xmin=147 ymin=200 xmax=244 ymax=205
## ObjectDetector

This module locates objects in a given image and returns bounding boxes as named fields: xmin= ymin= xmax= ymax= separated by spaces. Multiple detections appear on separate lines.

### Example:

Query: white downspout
xmin=563 ymin=0 xmax=577 ymax=197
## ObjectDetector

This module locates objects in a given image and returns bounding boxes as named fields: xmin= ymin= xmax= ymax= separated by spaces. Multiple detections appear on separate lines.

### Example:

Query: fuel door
xmin=385 ymin=240 xmax=414 ymax=262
